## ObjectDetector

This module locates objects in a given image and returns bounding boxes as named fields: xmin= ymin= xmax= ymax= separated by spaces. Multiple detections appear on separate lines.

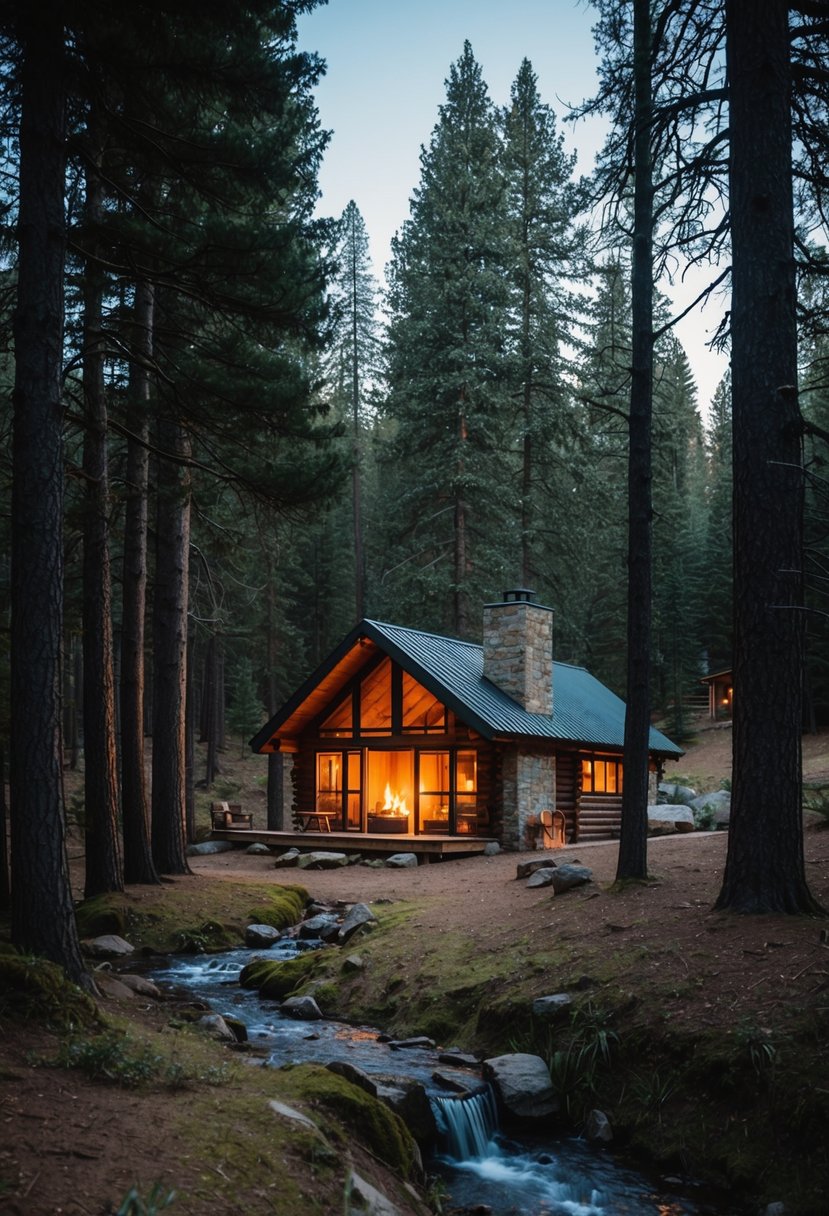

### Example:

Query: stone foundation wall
xmin=498 ymin=745 xmax=557 ymax=849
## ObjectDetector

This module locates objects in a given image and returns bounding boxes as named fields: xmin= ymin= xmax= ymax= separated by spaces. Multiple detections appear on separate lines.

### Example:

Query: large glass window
xmin=360 ymin=659 xmax=393 ymax=733
xmin=366 ymin=750 xmax=413 ymax=833
xmin=346 ymin=750 xmax=361 ymax=829
xmin=455 ymin=750 xmax=478 ymax=833
xmin=402 ymin=672 xmax=446 ymax=734
xmin=320 ymin=695 xmax=352 ymax=737
xmin=419 ymin=751 xmax=450 ymax=833
xmin=581 ymin=756 xmax=624 ymax=794
xmin=316 ymin=753 xmax=342 ymax=817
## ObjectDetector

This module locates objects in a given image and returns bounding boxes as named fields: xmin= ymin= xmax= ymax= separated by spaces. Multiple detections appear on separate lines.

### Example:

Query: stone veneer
xmin=499 ymin=746 xmax=557 ymax=850
xmin=482 ymin=593 xmax=554 ymax=715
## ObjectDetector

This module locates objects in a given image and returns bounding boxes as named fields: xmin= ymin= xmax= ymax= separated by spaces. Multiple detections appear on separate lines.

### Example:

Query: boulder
xmin=338 ymin=903 xmax=378 ymax=944
xmin=186 ymin=840 xmax=235 ymax=855
xmin=273 ymin=848 xmax=300 ymax=868
xmin=532 ymin=993 xmax=572 ymax=1023
xmin=388 ymin=1036 xmax=436 ymax=1051
xmin=347 ymin=1170 xmax=403 ymax=1216
xmin=245 ymin=842 xmax=271 ymax=855
xmin=483 ymin=841 xmax=501 ymax=856
xmin=549 ymin=864 xmax=593 ymax=893
xmin=525 ymin=867 xmax=557 ymax=889
xmin=384 ymin=853 xmax=418 ymax=868
xmin=296 ymin=851 xmax=350 ymax=870
xmin=326 ymin=1062 xmax=436 ymax=1144
xmin=483 ymin=1052 xmax=558 ymax=1119
xmin=658 ymin=781 xmax=697 ymax=804
xmin=342 ymin=954 xmax=365 ymax=973
xmin=281 ymin=995 xmax=323 ymax=1020
xmin=647 ymin=804 xmax=695 ymax=835
xmin=81 ymin=934 xmax=134 ymax=959
xmin=299 ymin=914 xmax=339 ymax=939
xmin=584 ymin=1108 xmax=613 ymax=1143
xmin=197 ymin=1013 xmax=236 ymax=1042
xmin=689 ymin=789 xmax=731 ymax=829
xmin=92 ymin=973 xmax=137 ymax=1000
xmin=517 ymin=858 xmax=558 ymax=879
xmin=245 ymin=923 xmax=283 ymax=948
xmin=115 ymin=973 xmax=162 ymax=999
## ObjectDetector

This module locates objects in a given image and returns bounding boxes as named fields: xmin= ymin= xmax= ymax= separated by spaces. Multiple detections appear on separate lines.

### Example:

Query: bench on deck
xmin=293 ymin=810 xmax=335 ymax=832
xmin=211 ymin=800 xmax=253 ymax=830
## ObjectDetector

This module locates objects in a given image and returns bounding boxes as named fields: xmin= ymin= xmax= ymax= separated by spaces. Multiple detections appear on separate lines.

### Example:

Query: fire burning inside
xmin=382 ymin=783 xmax=410 ymax=817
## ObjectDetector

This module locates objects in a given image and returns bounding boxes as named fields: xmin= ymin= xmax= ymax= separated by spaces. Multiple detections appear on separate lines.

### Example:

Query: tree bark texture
xmin=10 ymin=5 xmax=90 ymax=985
xmin=120 ymin=280 xmax=159 ymax=883
xmin=81 ymin=142 xmax=123 ymax=898
xmin=716 ymin=0 xmax=820 ymax=913
xmin=0 ymin=745 xmax=9 ymax=909
xmin=616 ymin=0 xmax=654 ymax=882
xmin=151 ymin=416 xmax=192 ymax=875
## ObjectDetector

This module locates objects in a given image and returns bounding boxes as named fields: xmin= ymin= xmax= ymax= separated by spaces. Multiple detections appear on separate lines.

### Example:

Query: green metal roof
xmin=251 ymin=616 xmax=683 ymax=758
xmin=364 ymin=619 xmax=683 ymax=757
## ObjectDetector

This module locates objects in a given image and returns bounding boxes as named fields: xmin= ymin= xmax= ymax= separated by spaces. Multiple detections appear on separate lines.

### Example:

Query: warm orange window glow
xmin=317 ymin=752 xmax=342 ymax=813
xmin=360 ymin=659 xmax=393 ymax=732
xmin=581 ymin=756 xmax=623 ymax=794
xmin=402 ymin=671 xmax=446 ymax=733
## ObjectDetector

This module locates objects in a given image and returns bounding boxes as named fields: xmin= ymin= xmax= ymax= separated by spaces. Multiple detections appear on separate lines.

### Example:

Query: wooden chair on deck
xmin=211 ymin=801 xmax=253 ymax=830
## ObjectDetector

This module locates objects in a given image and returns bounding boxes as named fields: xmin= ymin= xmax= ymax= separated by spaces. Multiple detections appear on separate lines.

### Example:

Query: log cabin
xmin=250 ymin=590 xmax=683 ymax=848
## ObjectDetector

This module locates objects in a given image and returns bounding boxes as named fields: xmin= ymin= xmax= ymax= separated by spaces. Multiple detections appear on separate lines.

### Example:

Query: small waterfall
xmin=434 ymin=1087 xmax=499 ymax=1160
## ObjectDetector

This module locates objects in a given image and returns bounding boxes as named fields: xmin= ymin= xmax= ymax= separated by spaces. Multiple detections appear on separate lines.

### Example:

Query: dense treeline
xmin=2 ymin=0 xmax=828 ymax=964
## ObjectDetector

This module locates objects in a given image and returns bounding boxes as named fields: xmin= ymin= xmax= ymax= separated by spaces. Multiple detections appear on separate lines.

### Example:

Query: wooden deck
xmin=209 ymin=827 xmax=496 ymax=860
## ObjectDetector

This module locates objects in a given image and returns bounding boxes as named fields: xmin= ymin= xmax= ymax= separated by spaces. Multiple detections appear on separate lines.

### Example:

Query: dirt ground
xmin=3 ymin=721 xmax=829 ymax=1215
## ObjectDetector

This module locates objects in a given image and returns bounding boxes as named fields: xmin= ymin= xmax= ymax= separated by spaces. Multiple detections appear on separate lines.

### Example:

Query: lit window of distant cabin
xmin=360 ymin=658 xmax=393 ymax=733
xmin=402 ymin=671 xmax=446 ymax=733
xmin=581 ymin=756 xmax=624 ymax=794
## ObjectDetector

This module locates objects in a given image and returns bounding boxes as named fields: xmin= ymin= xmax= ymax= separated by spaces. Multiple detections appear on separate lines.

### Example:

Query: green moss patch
xmin=239 ymin=950 xmax=331 ymax=999
xmin=0 ymin=955 xmax=101 ymax=1031
xmin=276 ymin=1063 xmax=418 ymax=1178
xmin=74 ymin=880 xmax=308 ymax=954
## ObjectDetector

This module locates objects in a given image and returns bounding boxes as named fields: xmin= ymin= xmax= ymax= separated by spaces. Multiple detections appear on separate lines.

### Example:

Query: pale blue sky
xmin=296 ymin=0 xmax=728 ymax=413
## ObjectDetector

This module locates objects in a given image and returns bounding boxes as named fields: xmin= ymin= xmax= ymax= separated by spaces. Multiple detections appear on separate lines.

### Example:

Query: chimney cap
xmin=484 ymin=588 xmax=553 ymax=611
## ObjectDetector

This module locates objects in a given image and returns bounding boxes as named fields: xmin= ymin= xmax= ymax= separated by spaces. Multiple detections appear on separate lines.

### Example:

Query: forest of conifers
xmin=3 ymin=1 xmax=829 ymax=976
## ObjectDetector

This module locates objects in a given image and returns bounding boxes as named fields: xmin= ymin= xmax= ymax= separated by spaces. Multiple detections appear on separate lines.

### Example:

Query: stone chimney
xmin=482 ymin=589 xmax=553 ymax=716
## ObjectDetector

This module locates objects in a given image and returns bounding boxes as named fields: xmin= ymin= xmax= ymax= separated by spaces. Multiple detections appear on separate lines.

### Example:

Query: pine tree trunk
xmin=82 ymin=139 xmax=123 ymax=897
xmin=715 ymin=0 xmax=820 ymax=914
xmin=10 ymin=6 xmax=90 ymax=986
xmin=185 ymin=632 xmax=196 ymax=843
xmin=616 ymin=0 xmax=654 ymax=882
xmin=151 ymin=415 xmax=192 ymax=875
xmin=120 ymin=279 xmax=159 ymax=884
xmin=0 ymin=745 xmax=9 ymax=909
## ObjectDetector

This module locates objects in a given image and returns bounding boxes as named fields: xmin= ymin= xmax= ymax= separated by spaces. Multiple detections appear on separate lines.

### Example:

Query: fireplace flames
xmin=382 ymin=783 xmax=410 ymax=817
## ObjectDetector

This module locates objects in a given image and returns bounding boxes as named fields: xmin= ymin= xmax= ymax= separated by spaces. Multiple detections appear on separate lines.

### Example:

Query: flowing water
xmin=148 ymin=945 xmax=724 ymax=1215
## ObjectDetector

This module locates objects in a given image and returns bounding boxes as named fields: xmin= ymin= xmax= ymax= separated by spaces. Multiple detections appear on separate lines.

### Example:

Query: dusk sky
xmin=296 ymin=0 xmax=729 ymax=412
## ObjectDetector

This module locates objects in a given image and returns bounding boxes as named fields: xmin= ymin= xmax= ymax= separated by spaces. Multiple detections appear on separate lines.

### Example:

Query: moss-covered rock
xmin=0 ymin=955 xmax=101 ymax=1031
xmin=245 ymin=885 xmax=307 ymax=930
xmin=75 ymin=895 xmax=127 ymax=939
xmin=276 ymin=1063 xmax=418 ymax=1178
xmin=239 ymin=950 xmax=330 ymax=999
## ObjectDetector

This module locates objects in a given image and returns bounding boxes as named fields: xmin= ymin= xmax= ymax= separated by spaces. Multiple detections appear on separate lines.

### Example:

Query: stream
xmin=147 ymin=944 xmax=727 ymax=1216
